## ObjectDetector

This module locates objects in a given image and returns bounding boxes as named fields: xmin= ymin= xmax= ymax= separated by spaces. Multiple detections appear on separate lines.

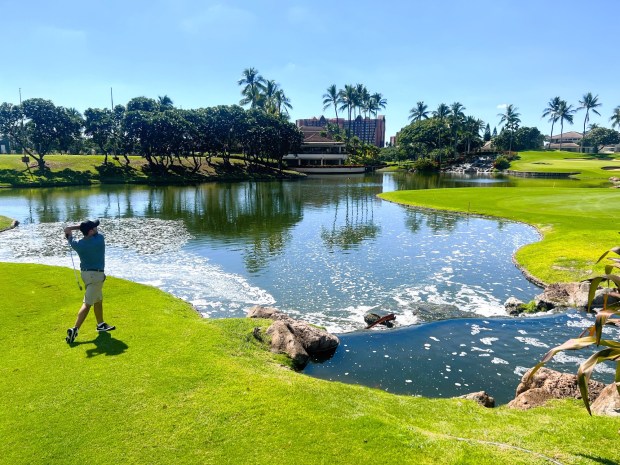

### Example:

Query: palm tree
xmin=498 ymin=104 xmax=521 ymax=152
xmin=463 ymin=116 xmax=484 ymax=154
xmin=610 ymin=106 xmax=620 ymax=132
xmin=449 ymin=102 xmax=466 ymax=155
xmin=157 ymin=95 xmax=174 ymax=111
xmin=409 ymin=101 xmax=429 ymax=122
xmin=578 ymin=93 xmax=602 ymax=151
xmin=542 ymin=96 xmax=561 ymax=149
xmin=238 ymin=67 xmax=266 ymax=108
xmin=367 ymin=93 xmax=387 ymax=146
xmin=433 ymin=103 xmax=450 ymax=153
xmin=262 ymin=80 xmax=280 ymax=113
xmin=338 ymin=84 xmax=357 ymax=140
xmin=556 ymin=100 xmax=576 ymax=151
xmin=273 ymin=89 xmax=292 ymax=116
xmin=322 ymin=84 xmax=341 ymax=123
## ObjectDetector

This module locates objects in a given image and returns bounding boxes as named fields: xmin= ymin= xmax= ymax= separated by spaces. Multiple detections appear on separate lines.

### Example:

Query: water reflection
xmin=0 ymin=174 xmax=543 ymax=333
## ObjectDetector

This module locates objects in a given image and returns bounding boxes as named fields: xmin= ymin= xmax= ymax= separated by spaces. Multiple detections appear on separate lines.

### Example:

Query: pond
xmin=0 ymin=172 xmax=615 ymax=403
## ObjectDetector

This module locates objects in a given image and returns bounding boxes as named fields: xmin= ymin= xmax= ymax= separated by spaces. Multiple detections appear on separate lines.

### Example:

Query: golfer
xmin=64 ymin=220 xmax=115 ymax=344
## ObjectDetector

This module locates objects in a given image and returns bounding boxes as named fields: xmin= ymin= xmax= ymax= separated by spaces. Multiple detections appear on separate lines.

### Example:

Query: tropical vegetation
xmin=0 ymin=89 xmax=303 ymax=177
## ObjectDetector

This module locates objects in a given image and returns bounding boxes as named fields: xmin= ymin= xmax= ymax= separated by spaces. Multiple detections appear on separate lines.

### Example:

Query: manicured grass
xmin=379 ymin=187 xmax=620 ymax=284
xmin=0 ymin=154 xmax=301 ymax=187
xmin=1 ymin=262 xmax=619 ymax=464
xmin=509 ymin=151 xmax=620 ymax=182
xmin=0 ymin=215 xmax=12 ymax=230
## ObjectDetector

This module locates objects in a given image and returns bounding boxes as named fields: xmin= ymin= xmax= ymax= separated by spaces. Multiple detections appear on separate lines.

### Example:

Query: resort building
xmin=296 ymin=115 xmax=386 ymax=148
xmin=282 ymin=125 xmax=366 ymax=174
xmin=546 ymin=131 xmax=583 ymax=152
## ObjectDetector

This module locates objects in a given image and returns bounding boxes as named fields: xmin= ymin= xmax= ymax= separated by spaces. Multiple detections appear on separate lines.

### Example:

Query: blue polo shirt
xmin=68 ymin=233 xmax=105 ymax=271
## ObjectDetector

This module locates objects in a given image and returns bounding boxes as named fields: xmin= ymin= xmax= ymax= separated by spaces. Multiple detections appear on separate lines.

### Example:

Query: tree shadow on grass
xmin=577 ymin=454 xmax=620 ymax=465
xmin=72 ymin=331 xmax=128 ymax=357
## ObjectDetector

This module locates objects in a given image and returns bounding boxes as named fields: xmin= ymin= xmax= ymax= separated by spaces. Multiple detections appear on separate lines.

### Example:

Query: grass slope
xmin=0 ymin=215 xmax=12 ymax=230
xmin=379 ymin=187 xmax=620 ymax=284
xmin=1 ymin=262 xmax=619 ymax=464
xmin=0 ymin=154 xmax=301 ymax=187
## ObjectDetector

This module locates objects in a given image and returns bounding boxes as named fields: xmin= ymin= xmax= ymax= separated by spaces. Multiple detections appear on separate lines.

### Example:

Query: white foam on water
xmin=0 ymin=220 xmax=275 ymax=318
xmin=514 ymin=336 xmax=549 ymax=348
xmin=480 ymin=337 xmax=498 ymax=346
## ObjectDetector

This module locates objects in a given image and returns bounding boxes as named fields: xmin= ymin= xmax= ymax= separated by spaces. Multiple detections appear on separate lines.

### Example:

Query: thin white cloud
xmin=496 ymin=103 xmax=508 ymax=109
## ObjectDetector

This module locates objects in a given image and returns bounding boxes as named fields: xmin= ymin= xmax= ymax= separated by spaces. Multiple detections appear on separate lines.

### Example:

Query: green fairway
xmin=379 ymin=187 xmax=620 ymax=284
xmin=509 ymin=151 xmax=620 ymax=183
xmin=2 ymin=262 xmax=619 ymax=464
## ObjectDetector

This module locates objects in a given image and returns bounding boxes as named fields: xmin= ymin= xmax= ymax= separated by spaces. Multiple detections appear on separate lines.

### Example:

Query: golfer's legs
xmin=93 ymin=301 xmax=104 ymax=325
xmin=74 ymin=303 xmax=91 ymax=329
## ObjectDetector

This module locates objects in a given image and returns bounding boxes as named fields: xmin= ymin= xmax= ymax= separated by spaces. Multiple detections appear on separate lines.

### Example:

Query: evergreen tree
xmin=484 ymin=123 xmax=491 ymax=142
xmin=492 ymin=126 xmax=497 ymax=137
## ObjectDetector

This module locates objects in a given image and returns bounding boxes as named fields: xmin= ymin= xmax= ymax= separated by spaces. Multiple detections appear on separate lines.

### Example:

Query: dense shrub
xmin=493 ymin=156 xmax=510 ymax=170
xmin=411 ymin=157 xmax=438 ymax=173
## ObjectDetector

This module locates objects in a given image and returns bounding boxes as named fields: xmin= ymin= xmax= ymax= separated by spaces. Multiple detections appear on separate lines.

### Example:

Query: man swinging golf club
xmin=64 ymin=219 xmax=115 ymax=344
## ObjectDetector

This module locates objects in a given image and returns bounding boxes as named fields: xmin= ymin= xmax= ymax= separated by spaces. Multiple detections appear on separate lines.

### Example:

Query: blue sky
xmin=2 ymin=0 xmax=619 ymax=141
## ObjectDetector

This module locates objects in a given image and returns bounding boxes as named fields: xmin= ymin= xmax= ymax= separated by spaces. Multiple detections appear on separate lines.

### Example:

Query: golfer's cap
xmin=79 ymin=219 xmax=100 ymax=235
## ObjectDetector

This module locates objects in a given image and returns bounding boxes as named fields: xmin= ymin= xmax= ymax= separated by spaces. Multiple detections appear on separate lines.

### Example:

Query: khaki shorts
xmin=81 ymin=270 xmax=106 ymax=306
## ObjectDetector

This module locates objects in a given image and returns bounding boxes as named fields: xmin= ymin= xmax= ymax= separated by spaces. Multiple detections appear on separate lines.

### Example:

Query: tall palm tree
xmin=322 ymin=84 xmax=341 ymax=123
xmin=338 ymin=84 xmax=357 ymax=140
xmin=463 ymin=116 xmax=484 ymax=154
xmin=262 ymin=80 xmax=280 ymax=113
xmin=610 ymin=106 xmax=620 ymax=132
xmin=238 ymin=67 xmax=266 ymax=108
xmin=542 ymin=96 xmax=561 ymax=149
xmin=433 ymin=103 xmax=450 ymax=153
xmin=498 ymin=104 xmax=521 ymax=152
xmin=578 ymin=93 xmax=602 ymax=151
xmin=449 ymin=102 xmax=466 ymax=155
xmin=409 ymin=101 xmax=429 ymax=122
xmin=556 ymin=100 xmax=575 ymax=151
xmin=273 ymin=89 xmax=292 ymax=116
xmin=368 ymin=92 xmax=387 ymax=146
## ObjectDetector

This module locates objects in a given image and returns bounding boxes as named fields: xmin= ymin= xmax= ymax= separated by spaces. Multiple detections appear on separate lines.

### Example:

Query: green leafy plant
xmin=493 ymin=155 xmax=510 ymax=170
xmin=528 ymin=245 xmax=620 ymax=415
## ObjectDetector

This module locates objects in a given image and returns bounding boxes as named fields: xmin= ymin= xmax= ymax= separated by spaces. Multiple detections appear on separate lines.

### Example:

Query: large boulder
xmin=248 ymin=305 xmax=340 ymax=368
xmin=266 ymin=320 xmax=309 ymax=367
xmin=535 ymin=282 xmax=620 ymax=309
xmin=508 ymin=367 xmax=605 ymax=410
xmin=458 ymin=391 xmax=495 ymax=408
xmin=590 ymin=383 xmax=620 ymax=417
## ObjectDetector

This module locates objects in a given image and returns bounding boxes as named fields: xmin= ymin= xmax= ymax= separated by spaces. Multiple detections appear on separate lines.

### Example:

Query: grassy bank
xmin=0 ymin=154 xmax=302 ymax=187
xmin=1 ymin=262 xmax=619 ymax=464
xmin=379 ymin=187 xmax=620 ymax=284
xmin=0 ymin=215 xmax=12 ymax=230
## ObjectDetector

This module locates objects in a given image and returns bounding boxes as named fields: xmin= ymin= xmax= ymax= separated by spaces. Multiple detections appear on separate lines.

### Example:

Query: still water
xmin=0 ymin=172 xmax=614 ymax=402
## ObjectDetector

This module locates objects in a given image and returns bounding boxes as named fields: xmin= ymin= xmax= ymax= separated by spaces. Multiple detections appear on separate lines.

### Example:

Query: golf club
xmin=69 ymin=247 xmax=82 ymax=291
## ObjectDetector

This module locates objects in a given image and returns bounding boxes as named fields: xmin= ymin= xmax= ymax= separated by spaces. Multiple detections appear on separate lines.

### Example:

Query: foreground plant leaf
xmin=577 ymin=348 xmax=620 ymax=415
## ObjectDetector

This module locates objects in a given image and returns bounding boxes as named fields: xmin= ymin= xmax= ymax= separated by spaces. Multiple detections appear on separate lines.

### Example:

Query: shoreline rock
xmin=248 ymin=305 xmax=340 ymax=369
xmin=508 ymin=367 xmax=605 ymax=410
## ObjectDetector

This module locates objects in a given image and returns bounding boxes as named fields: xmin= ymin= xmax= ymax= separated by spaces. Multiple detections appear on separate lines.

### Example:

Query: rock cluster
xmin=505 ymin=281 xmax=620 ymax=314
xmin=248 ymin=305 xmax=340 ymax=369
xmin=458 ymin=391 xmax=495 ymax=408
xmin=508 ymin=367 xmax=605 ymax=410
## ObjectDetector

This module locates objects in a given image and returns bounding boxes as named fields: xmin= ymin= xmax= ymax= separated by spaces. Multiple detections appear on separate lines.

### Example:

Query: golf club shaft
xmin=69 ymin=248 xmax=82 ymax=290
